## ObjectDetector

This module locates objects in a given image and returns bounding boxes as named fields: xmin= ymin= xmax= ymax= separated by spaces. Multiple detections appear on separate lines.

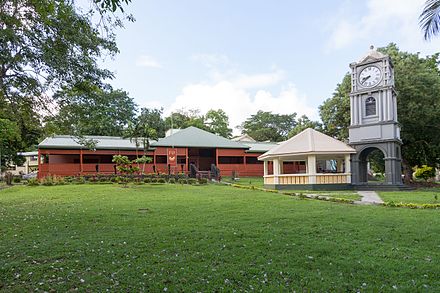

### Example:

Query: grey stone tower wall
xmin=348 ymin=48 xmax=403 ymax=185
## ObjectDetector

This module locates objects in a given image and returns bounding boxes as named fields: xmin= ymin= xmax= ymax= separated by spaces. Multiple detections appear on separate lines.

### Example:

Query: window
xmin=155 ymin=155 xmax=167 ymax=164
xmin=245 ymin=157 xmax=263 ymax=164
xmin=365 ymin=97 xmax=376 ymax=116
xmin=177 ymin=156 xmax=186 ymax=164
xmin=218 ymin=156 xmax=244 ymax=164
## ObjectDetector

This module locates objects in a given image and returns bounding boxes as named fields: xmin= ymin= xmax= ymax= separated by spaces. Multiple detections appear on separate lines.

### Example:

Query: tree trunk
xmin=402 ymin=159 xmax=413 ymax=184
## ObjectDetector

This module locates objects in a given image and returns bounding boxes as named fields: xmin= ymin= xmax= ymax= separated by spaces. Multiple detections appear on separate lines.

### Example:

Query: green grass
xmin=1 ymin=184 xmax=440 ymax=291
xmin=223 ymin=176 xmax=265 ymax=187
xmin=380 ymin=187 xmax=440 ymax=204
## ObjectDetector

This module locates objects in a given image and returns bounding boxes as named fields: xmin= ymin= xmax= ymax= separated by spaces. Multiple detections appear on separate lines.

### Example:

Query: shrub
xmin=187 ymin=178 xmax=197 ymax=185
xmin=65 ymin=176 xmax=74 ymax=183
xmin=27 ymin=178 xmax=40 ymax=186
xmin=414 ymin=165 xmax=436 ymax=181
xmin=4 ymin=172 xmax=13 ymax=185
xmin=42 ymin=176 xmax=54 ymax=186
xmin=133 ymin=178 xmax=143 ymax=185
xmin=143 ymin=178 xmax=151 ymax=183
xmin=157 ymin=178 xmax=166 ymax=184
xmin=198 ymin=178 xmax=208 ymax=185
xmin=178 ymin=179 xmax=187 ymax=184
xmin=110 ymin=176 xmax=117 ymax=183
xmin=75 ymin=176 xmax=86 ymax=184
xmin=150 ymin=178 xmax=158 ymax=183
xmin=13 ymin=176 xmax=21 ymax=183
xmin=54 ymin=176 xmax=66 ymax=185
xmin=168 ymin=178 xmax=176 ymax=184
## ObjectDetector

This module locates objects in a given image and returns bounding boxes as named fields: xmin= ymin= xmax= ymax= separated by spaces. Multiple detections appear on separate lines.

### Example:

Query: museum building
xmin=37 ymin=126 xmax=287 ymax=178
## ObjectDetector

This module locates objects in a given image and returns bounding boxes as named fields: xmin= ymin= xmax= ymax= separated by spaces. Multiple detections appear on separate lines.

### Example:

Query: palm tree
xmin=420 ymin=0 xmax=440 ymax=40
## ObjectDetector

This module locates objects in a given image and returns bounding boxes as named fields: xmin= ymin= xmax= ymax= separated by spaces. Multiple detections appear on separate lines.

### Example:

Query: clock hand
xmin=361 ymin=75 xmax=371 ymax=84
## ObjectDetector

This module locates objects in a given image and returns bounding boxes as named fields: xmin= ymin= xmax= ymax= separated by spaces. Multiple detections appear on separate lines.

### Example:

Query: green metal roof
xmin=38 ymin=135 xmax=156 ymax=150
xmin=39 ymin=127 xmax=250 ymax=150
xmin=153 ymin=127 xmax=249 ymax=149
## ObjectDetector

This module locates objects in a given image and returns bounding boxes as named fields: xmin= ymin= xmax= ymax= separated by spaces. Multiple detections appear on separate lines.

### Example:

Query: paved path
xmin=355 ymin=191 xmax=384 ymax=205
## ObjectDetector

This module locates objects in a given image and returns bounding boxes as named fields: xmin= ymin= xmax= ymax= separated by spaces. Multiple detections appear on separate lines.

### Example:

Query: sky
xmin=100 ymin=0 xmax=440 ymax=134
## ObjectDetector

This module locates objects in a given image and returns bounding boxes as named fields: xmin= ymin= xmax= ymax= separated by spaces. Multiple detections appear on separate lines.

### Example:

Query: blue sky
xmin=101 ymin=0 xmax=440 ymax=132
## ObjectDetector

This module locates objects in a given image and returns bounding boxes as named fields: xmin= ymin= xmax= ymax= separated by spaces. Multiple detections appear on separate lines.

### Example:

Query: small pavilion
xmin=258 ymin=128 xmax=356 ymax=190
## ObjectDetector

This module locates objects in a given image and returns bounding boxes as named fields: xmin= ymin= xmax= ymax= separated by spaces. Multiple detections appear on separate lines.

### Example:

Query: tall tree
xmin=379 ymin=44 xmax=440 ymax=172
xmin=319 ymin=74 xmax=351 ymax=141
xmin=288 ymin=115 xmax=321 ymax=138
xmin=205 ymin=109 xmax=232 ymax=138
xmin=240 ymin=110 xmax=297 ymax=142
xmin=125 ymin=108 xmax=165 ymax=156
xmin=0 ymin=0 xmax=130 ymax=158
xmin=165 ymin=109 xmax=207 ymax=131
xmin=420 ymin=0 xmax=440 ymax=40
xmin=0 ymin=118 xmax=23 ymax=171
xmin=319 ymin=43 xmax=440 ymax=175
xmin=44 ymin=84 xmax=137 ymax=137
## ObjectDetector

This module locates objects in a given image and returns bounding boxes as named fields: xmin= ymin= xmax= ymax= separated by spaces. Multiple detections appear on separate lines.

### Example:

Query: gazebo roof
xmin=258 ymin=128 xmax=356 ymax=160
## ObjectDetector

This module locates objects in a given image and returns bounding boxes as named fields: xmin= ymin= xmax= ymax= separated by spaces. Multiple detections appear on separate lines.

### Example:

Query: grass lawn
xmin=1 ymin=184 xmax=440 ymax=291
xmin=380 ymin=187 xmax=440 ymax=204
xmin=223 ymin=176 xmax=265 ymax=188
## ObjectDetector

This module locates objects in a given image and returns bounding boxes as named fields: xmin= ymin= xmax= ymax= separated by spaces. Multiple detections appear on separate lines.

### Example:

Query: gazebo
xmin=258 ymin=128 xmax=356 ymax=190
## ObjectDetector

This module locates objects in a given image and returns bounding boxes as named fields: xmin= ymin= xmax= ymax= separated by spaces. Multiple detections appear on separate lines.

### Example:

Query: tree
xmin=165 ymin=109 xmax=207 ymax=131
xmin=378 ymin=44 xmax=440 ymax=176
xmin=0 ymin=118 xmax=22 ymax=171
xmin=44 ymin=84 xmax=137 ymax=137
xmin=205 ymin=109 xmax=232 ymax=138
xmin=288 ymin=115 xmax=321 ymax=138
xmin=1 ymin=0 xmax=130 ymax=157
xmin=125 ymin=108 xmax=165 ymax=157
xmin=419 ymin=0 xmax=440 ymax=40
xmin=319 ymin=43 xmax=440 ymax=179
xmin=319 ymin=74 xmax=351 ymax=141
xmin=240 ymin=111 xmax=297 ymax=142
xmin=0 ymin=0 xmax=119 ymax=111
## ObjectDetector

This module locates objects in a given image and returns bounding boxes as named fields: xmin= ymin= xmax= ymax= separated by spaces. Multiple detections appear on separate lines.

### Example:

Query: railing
xmin=316 ymin=174 xmax=348 ymax=184
xmin=264 ymin=173 xmax=350 ymax=185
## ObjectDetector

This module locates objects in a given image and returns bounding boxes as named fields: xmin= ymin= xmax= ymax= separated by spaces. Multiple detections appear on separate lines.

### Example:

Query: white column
xmin=345 ymin=154 xmax=351 ymax=183
xmin=307 ymin=155 xmax=316 ymax=184
xmin=337 ymin=159 xmax=343 ymax=173
xmin=273 ymin=158 xmax=280 ymax=184
xmin=387 ymin=90 xmax=392 ymax=121
xmin=263 ymin=160 xmax=268 ymax=176
xmin=378 ymin=91 xmax=383 ymax=121
xmin=350 ymin=96 xmax=354 ymax=125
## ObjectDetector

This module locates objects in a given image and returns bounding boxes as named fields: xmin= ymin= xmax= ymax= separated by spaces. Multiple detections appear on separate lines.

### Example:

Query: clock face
xmin=358 ymin=66 xmax=382 ymax=88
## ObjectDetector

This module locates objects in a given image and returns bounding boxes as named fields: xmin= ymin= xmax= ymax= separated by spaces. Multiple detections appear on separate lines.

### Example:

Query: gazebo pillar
xmin=273 ymin=158 xmax=280 ymax=184
xmin=345 ymin=154 xmax=351 ymax=183
xmin=337 ymin=159 xmax=343 ymax=172
xmin=307 ymin=155 xmax=316 ymax=184
xmin=263 ymin=160 xmax=268 ymax=176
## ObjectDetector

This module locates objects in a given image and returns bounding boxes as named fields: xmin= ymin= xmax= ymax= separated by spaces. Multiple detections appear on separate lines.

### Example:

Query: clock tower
xmin=349 ymin=46 xmax=402 ymax=185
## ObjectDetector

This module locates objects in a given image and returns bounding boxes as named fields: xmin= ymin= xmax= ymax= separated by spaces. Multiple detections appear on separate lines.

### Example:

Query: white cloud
xmin=326 ymin=0 xmax=440 ymax=54
xmin=233 ymin=70 xmax=286 ymax=89
xmin=167 ymin=79 xmax=317 ymax=134
xmin=164 ymin=55 xmax=318 ymax=135
xmin=136 ymin=55 xmax=162 ymax=68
